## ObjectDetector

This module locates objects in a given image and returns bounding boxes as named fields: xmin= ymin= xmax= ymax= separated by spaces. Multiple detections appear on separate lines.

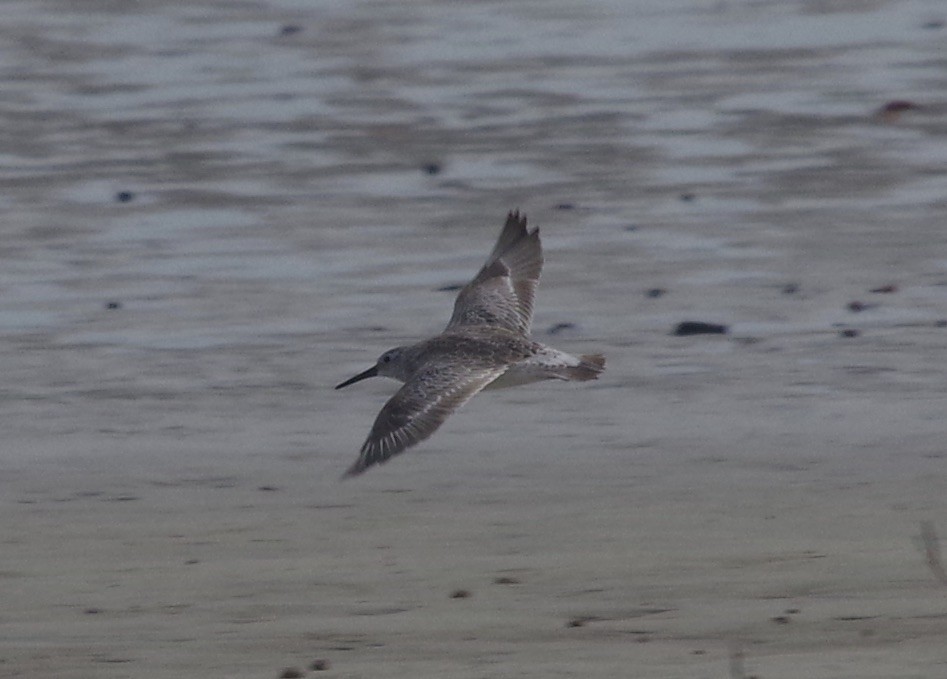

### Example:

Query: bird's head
xmin=335 ymin=346 xmax=408 ymax=389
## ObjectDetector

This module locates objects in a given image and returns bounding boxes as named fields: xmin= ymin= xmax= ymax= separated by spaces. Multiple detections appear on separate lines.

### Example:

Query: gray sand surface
xmin=2 ymin=1 xmax=947 ymax=677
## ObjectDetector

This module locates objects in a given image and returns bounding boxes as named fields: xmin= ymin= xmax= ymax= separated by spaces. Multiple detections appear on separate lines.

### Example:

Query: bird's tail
xmin=566 ymin=354 xmax=605 ymax=381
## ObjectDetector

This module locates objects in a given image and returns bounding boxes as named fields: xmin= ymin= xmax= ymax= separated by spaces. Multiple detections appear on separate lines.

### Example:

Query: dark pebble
xmin=771 ymin=615 xmax=791 ymax=624
xmin=839 ymin=329 xmax=860 ymax=338
xmin=624 ymin=224 xmax=638 ymax=232
xmin=922 ymin=20 xmax=944 ymax=29
xmin=115 ymin=191 xmax=134 ymax=203
xmin=105 ymin=301 xmax=122 ymax=310
xmin=555 ymin=203 xmax=575 ymax=210
xmin=422 ymin=162 xmax=441 ymax=175
xmin=184 ymin=559 xmax=199 ymax=565
xmin=566 ymin=617 xmax=587 ymax=628
xmin=679 ymin=192 xmax=695 ymax=202
xmin=847 ymin=301 xmax=868 ymax=312
xmin=645 ymin=288 xmax=665 ymax=299
xmin=784 ymin=608 xmax=800 ymax=615
xmin=672 ymin=321 xmax=728 ymax=336
xmin=279 ymin=668 xmax=304 ymax=679
xmin=493 ymin=576 xmax=521 ymax=585
xmin=310 ymin=659 xmax=331 ymax=671
xmin=880 ymin=100 xmax=919 ymax=113
xmin=257 ymin=485 xmax=279 ymax=492
xmin=450 ymin=589 xmax=471 ymax=599
xmin=279 ymin=25 xmax=303 ymax=36
xmin=781 ymin=283 xmax=799 ymax=295
xmin=84 ymin=608 xmax=102 ymax=615
xmin=877 ymin=100 xmax=920 ymax=122
xmin=437 ymin=283 xmax=464 ymax=292
xmin=870 ymin=284 xmax=897 ymax=294
xmin=692 ymin=649 xmax=706 ymax=655
xmin=547 ymin=322 xmax=576 ymax=335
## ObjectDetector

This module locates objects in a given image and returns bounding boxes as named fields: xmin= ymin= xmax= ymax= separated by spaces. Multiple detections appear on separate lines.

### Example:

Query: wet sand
xmin=3 ymin=0 xmax=947 ymax=677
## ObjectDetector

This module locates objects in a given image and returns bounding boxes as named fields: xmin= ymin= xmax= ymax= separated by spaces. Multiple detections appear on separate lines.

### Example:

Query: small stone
xmin=732 ymin=336 xmax=761 ymax=346
xmin=922 ymin=20 xmax=944 ymax=29
xmin=105 ymin=301 xmax=122 ymax=310
xmin=881 ymin=100 xmax=919 ymax=113
xmin=115 ymin=191 xmax=134 ymax=203
xmin=422 ymin=162 xmax=441 ymax=175
xmin=555 ymin=202 xmax=575 ymax=210
xmin=645 ymin=288 xmax=665 ymax=299
xmin=279 ymin=668 xmax=304 ymax=679
xmin=784 ymin=608 xmax=800 ymax=615
xmin=437 ymin=283 xmax=464 ymax=292
xmin=672 ymin=321 xmax=728 ymax=336
xmin=547 ymin=322 xmax=576 ymax=335
xmin=279 ymin=25 xmax=303 ymax=36
xmin=839 ymin=329 xmax=860 ymax=338
xmin=877 ymin=100 xmax=920 ymax=122
xmin=257 ymin=485 xmax=279 ymax=492
xmin=847 ymin=301 xmax=866 ymax=312
xmin=781 ymin=283 xmax=799 ymax=295
xmin=310 ymin=659 xmax=331 ymax=671
xmin=493 ymin=576 xmax=521 ymax=585
xmin=450 ymin=589 xmax=471 ymax=599
xmin=84 ymin=608 xmax=102 ymax=615
xmin=870 ymin=284 xmax=897 ymax=294
xmin=771 ymin=615 xmax=791 ymax=624
xmin=566 ymin=617 xmax=587 ymax=628
xmin=679 ymin=192 xmax=695 ymax=202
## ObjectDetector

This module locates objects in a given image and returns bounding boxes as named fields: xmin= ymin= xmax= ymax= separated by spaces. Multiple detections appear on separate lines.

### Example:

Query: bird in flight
xmin=336 ymin=210 xmax=605 ymax=477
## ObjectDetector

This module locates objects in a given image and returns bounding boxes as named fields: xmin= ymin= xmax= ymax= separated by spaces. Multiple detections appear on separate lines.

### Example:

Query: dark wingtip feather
xmin=506 ymin=208 xmax=526 ymax=226
xmin=340 ymin=465 xmax=362 ymax=480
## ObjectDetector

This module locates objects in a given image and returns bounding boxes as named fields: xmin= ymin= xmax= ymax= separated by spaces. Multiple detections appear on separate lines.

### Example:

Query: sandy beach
xmin=2 ymin=0 xmax=947 ymax=677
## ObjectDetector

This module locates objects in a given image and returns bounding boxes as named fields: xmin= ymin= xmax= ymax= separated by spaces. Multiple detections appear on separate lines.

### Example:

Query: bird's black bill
xmin=335 ymin=366 xmax=378 ymax=389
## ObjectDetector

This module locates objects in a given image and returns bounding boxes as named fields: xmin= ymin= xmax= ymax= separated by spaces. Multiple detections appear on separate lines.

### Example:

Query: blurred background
xmin=4 ymin=0 xmax=946 ymax=462
xmin=3 ymin=1 xmax=947 ymax=677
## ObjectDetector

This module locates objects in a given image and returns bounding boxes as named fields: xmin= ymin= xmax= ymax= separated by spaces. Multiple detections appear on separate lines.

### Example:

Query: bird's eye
xmin=383 ymin=355 xmax=391 ymax=363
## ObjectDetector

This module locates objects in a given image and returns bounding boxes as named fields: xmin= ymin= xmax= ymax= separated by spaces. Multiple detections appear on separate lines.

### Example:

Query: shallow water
xmin=3 ymin=0 xmax=947 ymax=676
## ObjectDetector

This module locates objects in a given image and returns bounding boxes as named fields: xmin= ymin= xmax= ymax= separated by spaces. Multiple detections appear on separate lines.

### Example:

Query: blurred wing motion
xmin=343 ymin=364 xmax=507 ymax=477
xmin=446 ymin=210 xmax=543 ymax=337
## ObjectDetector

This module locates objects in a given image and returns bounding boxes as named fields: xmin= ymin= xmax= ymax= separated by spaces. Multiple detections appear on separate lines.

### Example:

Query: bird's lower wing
xmin=343 ymin=365 xmax=506 ymax=477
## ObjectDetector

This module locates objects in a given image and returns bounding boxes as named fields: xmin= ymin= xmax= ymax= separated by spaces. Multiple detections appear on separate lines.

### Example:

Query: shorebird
xmin=336 ymin=210 xmax=605 ymax=477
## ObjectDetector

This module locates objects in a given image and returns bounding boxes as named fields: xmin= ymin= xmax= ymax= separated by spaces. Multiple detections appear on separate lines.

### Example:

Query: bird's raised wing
xmin=343 ymin=363 xmax=506 ymax=477
xmin=445 ymin=210 xmax=542 ymax=337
